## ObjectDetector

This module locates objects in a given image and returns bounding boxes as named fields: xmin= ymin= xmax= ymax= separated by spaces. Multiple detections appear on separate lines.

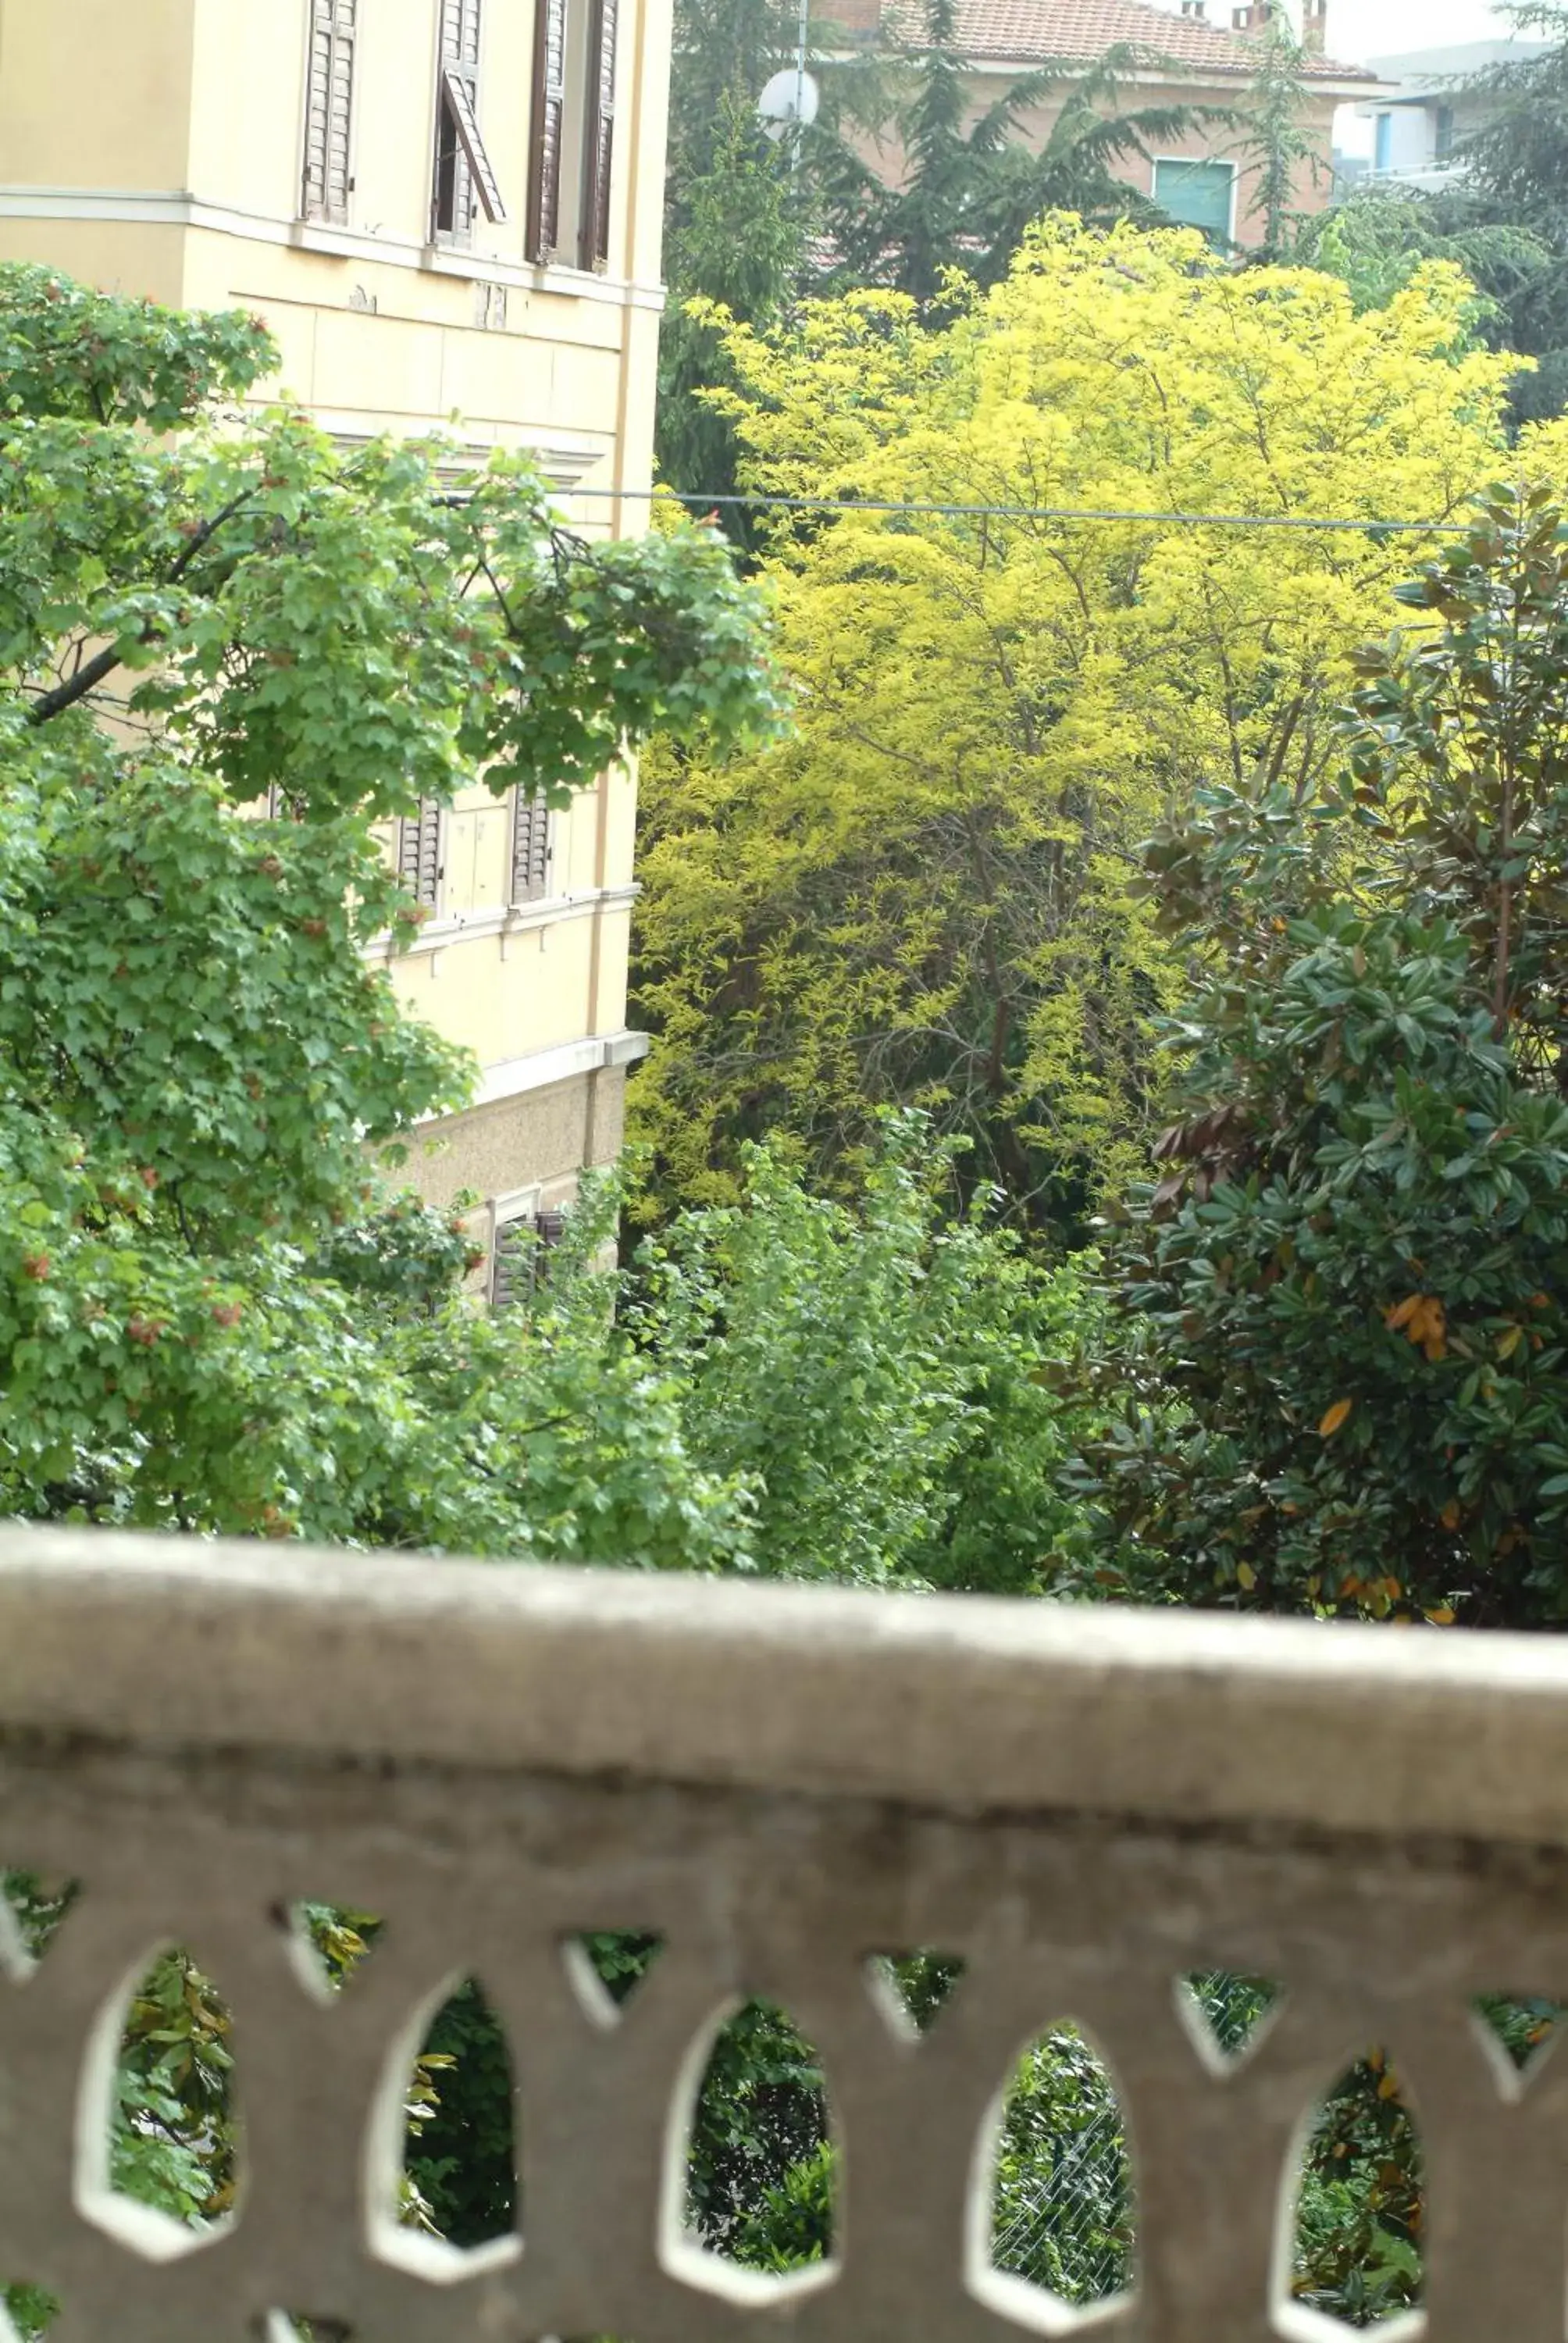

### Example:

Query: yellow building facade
xmin=0 ymin=0 xmax=671 ymax=1284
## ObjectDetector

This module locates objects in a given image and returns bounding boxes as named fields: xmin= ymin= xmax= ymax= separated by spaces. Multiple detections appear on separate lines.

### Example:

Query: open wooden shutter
xmin=435 ymin=0 xmax=483 ymax=238
xmin=443 ymin=67 xmax=507 ymax=219
xmin=397 ymin=800 xmax=442 ymax=908
xmin=579 ymin=0 xmax=618 ymax=270
xmin=511 ymin=789 xmax=551 ymax=903
xmin=526 ymin=0 xmax=568 ymax=262
xmin=303 ymin=0 xmax=357 ymax=223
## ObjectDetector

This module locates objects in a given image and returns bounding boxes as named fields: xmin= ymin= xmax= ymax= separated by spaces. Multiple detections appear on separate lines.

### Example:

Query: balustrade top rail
xmin=3 ymin=1528 xmax=1568 ymax=2343
xmin=0 ymin=1528 xmax=1564 ymax=1842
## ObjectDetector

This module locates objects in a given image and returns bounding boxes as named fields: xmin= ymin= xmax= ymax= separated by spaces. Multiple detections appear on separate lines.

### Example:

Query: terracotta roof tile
xmin=878 ymin=0 xmax=1376 ymax=81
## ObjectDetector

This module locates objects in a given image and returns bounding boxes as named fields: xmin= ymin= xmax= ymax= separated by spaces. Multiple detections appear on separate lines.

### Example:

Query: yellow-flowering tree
xmin=632 ymin=220 xmax=1520 ymax=1225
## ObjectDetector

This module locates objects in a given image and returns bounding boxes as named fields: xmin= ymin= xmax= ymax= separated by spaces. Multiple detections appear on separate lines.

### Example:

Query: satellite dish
xmin=757 ymin=66 xmax=820 ymax=136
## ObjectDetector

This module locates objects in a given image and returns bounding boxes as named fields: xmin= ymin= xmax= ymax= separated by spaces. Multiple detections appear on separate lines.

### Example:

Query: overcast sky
xmin=1326 ymin=0 xmax=1511 ymax=61
xmin=1198 ymin=0 xmax=1516 ymax=58
xmin=1155 ymin=0 xmax=1515 ymax=62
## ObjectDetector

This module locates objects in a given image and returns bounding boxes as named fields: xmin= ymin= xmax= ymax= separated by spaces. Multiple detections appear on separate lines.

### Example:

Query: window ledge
xmin=461 ymin=1027 xmax=650 ymax=1114
xmin=0 ymin=194 xmax=667 ymax=312
xmin=365 ymin=883 xmax=638 ymax=961
xmin=290 ymin=218 xmax=372 ymax=260
xmin=419 ymin=244 xmax=662 ymax=308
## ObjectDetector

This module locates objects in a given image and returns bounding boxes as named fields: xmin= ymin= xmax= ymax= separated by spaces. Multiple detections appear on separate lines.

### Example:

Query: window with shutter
xmin=526 ymin=0 xmax=617 ymax=271
xmin=397 ymin=800 xmax=443 ymax=908
xmin=490 ymin=1215 xmax=532 ymax=1310
xmin=526 ymin=0 xmax=568 ymax=262
xmin=302 ymin=0 xmax=357 ymax=224
xmin=1151 ymin=158 xmax=1235 ymax=247
xmin=579 ymin=0 xmax=617 ymax=270
xmin=433 ymin=0 xmax=506 ymax=240
xmin=511 ymin=788 xmax=552 ymax=904
xmin=490 ymin=1204 xmax=565 ymax=1310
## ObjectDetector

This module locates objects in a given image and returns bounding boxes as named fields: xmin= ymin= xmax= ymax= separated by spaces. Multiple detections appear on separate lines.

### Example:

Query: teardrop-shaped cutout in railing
xmin=1178 ymin=1972 xmax=1283 ymax=2070
xmin=866 ymin=1950 xmax=968 ymax=2038
xmin=564 ymin=1930 xmax=666 ymax=2021
xmin=0 ymin=2280 xmax=57 ymax=2342
xmin=1472 ymin=1992 xmax=1565 ymax=2091
xmin=665 ymin=1997 xmax=837 ymax=2303
xmin=1 ymin=1870 xmax=77 ymax=1982
xmin=974 ymin=2019 xmax=1135 ymax=2326
xmin=77 ymin=1945 xmax=238 ymax=2262
xmin=369 ymin=1974 xmax=521 ymax=2281
xmin=275 ymin=1902 xmax=385 ymax=2001
xmin=1278 ymin=2049 xmax=1424 ymax=2338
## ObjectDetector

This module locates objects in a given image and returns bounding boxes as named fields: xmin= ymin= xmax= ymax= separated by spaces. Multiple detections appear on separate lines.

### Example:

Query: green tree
xmin=630 ymin=1114 xmax=1106 ymax=1590
xmin=667 ymin=0 xmax=807 ymax=185
xmin=1291 ymin=2056 xmax=1424 ymax=2327
xmin=1454 ymin=2 xmax=1568 ymax=417
xmin=1245 ymin=8 xmax=1568 ymax=414
xmin=1233 ymin=15 xmax=1321 ymax=262
xmin=657 ymin=98 xmax=810 ymax=544
xmin=0 ymin=262 xmax=772 ymax=2338
xmin=0 ymin=259 xmax=786 ymax=2326
xmin=0 ymin=260 xmax=782 ymax=1543
xmin=811 ymin=0 xmax=1213 ymax=300
xmin=656 ymin=0 xmax=819 ymax=538
xmin=1082 ymin=484 xmax=1568 ymax=1628
xmin=1298 ymin=182 xmax=1546 ymax=330
xmin=1308 ymin=4 xmax=1568 ymax=423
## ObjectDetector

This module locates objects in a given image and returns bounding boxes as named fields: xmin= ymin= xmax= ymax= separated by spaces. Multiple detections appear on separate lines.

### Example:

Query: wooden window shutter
xmin=441 ymin=0 xmax=480 ymax=55
xmin=490 ymin=1208 xmax=565 ymax=1310
xmin=579 ymin=0 xmax=618 ymax=270
xmin=526 ymin=0 xmax=568 ymax=262
xmin=397 ymin=800 xmax=443 ymax=908
xmin=511 ymin=788 xmax=551 ymax=903
xmin=435 ymin=0 xmax=496 ymax=239
xmin=490 ymin=1218 xmax=530 ymax=1310
xmin=442 ymin=67 xmax=508 ymax=220
xmin=303 ymin=0 xmax=357 ymax=224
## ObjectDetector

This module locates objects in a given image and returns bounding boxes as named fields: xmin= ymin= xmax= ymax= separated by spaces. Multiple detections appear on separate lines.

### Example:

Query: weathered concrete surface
xmin=0 ymin=1531 xmax=1561 ymax=2340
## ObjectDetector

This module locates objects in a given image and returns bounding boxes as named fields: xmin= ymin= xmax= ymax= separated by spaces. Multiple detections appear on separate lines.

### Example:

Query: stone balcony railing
xmin=1363 ymin=162 xmax=1468 ymax=195
xmin=2 ymin=1531 xmax=1568 ymax=2342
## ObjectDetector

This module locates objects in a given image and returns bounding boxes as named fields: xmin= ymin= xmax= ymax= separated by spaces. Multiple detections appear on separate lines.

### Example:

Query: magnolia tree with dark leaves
xmin=0 ymin=262 xmax=791 ymax=1542
xmin=1082 ymin=485 xmax=1568 ymax=1628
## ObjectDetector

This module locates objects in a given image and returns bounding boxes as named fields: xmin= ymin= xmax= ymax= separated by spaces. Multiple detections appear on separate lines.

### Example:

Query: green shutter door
xmin=1153 ymin=159 xmax=1235 ymax=244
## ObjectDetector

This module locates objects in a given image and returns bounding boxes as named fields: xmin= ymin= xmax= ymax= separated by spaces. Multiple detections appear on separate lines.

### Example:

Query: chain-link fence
xmin=991 ymin=1976 xmax=1278 ymax=2307
xmin=992 ymin=2049 xmax=1131 ymax=2301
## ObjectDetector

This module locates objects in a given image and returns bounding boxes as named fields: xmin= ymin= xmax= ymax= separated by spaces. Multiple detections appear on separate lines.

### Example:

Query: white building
xmin=1349 ymin=37 xmax=1546 ymax=191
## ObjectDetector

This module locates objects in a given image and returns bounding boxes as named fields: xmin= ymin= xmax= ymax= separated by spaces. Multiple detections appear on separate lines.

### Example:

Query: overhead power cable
xmin=562 ymin=484 xmax=1474 ymax=534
